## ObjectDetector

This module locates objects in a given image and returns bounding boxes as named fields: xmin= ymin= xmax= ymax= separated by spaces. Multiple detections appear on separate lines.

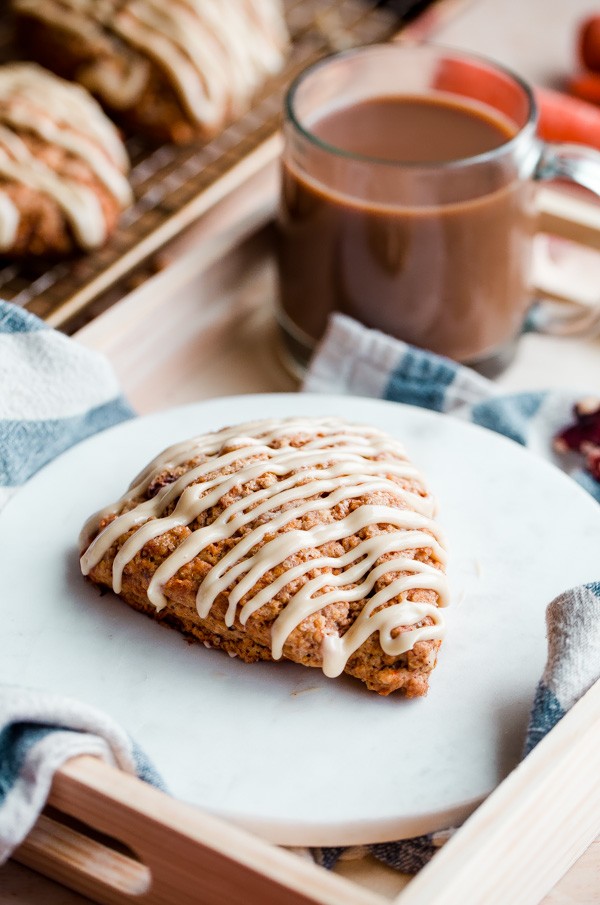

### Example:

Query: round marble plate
xmin=2 ymin=394 xmax=599 ymax=846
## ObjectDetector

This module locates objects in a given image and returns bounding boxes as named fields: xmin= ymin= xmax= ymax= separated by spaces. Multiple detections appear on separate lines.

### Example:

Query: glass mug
xmin=276 ymin=43 xmax=600 ymax=374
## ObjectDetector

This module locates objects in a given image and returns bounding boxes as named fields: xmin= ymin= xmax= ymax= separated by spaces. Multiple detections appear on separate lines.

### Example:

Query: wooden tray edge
xmin=13 ymin=678 xmax=600 ymax=905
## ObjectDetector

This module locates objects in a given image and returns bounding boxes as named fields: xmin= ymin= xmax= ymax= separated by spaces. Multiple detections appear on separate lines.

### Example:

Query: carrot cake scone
xmin=13 ymin=0 xmax=289 ymax=143
xmin=0 ymin=63 xmax=131 ymax=256
xmin=80 ymin=418 xmax=449 ymax=697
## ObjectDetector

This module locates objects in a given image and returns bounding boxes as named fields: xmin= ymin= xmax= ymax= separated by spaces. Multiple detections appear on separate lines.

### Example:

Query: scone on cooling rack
xmin=13 ymin=0 xmax=289 ymax=144
xmin=0 ymin=63 xmax=131 ymax=257
xmin=80 ymin=417 xmax=449 ymax=697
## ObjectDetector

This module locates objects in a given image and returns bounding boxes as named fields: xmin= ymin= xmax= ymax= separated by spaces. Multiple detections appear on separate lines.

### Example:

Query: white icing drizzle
xmin=0 ymin=104 xmax=130 ymax=204
xmin=0 ymin=124 xmax=106 ymax=248
xmin=14 ymin=0 xmax=114 ymax=50
xmin=80 ymin=58 xmax=151 ymax=111
xmin=81 ymin=418 xmax=449 ymax=678
xmin=0 ymin=191 xmax=19 ymax=250
xmin=113 ymin=2 xmax=230 ymax=126
xmin=13 ymin=0 xmax=289 ymax=127
xmin=0 ymin=64 xmax=131 ymax=249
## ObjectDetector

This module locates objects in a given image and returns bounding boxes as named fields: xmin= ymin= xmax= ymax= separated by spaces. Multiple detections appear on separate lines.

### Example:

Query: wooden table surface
xmin=2 ymin=0 xmax=600 ymax=902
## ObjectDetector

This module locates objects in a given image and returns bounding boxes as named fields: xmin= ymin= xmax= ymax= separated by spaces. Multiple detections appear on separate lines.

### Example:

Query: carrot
xmin=434 ymin=56 xmax=600 ymax=150
xmin=568 ymin=71 xmax=600 ymax=106
xmin=579 ymin=15 xmax=600 ymax=72
xmin=536 ymin=86 xmax=600 ymax=149
xmin=433 ymin=57 xmax=525 ymax=121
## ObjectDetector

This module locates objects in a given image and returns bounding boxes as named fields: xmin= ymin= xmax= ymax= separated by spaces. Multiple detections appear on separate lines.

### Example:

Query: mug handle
xmin=533 ymin=142 xmax=600 ymax=337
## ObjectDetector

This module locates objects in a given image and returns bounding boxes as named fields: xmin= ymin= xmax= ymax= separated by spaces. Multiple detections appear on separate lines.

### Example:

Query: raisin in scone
xmin=80 ymin=418 xmax=449 ymax=696
xmin=0 ymin=63 xmax=131 ymax=256
xmin=13 ymin=0 xmax=289 ymax=143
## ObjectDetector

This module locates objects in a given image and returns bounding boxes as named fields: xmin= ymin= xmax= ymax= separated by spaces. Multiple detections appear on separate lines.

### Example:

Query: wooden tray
xmin=5 ymin=0 xmax=600 ymax=901
xmin=7 ymin=176 xmax=600 ymax=903
xmin=11 ymin=683 xmax=600 ymax=904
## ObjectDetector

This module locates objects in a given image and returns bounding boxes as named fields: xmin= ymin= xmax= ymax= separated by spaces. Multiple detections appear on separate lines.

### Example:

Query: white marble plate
xmin=2 ymin=394 xmax=599 ymax=845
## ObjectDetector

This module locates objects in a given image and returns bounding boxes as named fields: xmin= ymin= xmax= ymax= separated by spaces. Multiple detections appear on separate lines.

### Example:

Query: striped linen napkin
xmin=0 ymin=301 xmax=132 ymax=511
xmin=0 ymin=302 xmax=598 ymax=871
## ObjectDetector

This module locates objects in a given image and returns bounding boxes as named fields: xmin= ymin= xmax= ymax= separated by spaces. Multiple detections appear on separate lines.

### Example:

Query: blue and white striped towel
xmin=0 ymin=303 xmax=598 ymax=872
xmin=303 ymin=314 xmax=600 ymax=503
xmin=0 ymin=302 xmax=132 ymax=512
xmin=0 ymin=301 xmax=162 ymax=864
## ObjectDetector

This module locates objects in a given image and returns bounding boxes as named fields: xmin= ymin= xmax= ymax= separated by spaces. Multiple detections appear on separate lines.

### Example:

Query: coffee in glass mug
xmin=276 ymin=44 xmax=600 ymax=372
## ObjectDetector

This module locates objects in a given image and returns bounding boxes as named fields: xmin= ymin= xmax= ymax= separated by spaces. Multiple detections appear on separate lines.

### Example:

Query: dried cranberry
xmin=554 ymin=397 xmax=600 ymax=483
xmin=587 ymin=446 xmax=600 ymax=481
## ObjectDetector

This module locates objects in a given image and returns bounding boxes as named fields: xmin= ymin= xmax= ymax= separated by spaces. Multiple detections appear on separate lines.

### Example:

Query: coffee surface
xmin=277 ymin=93 xmax=534 ymax=364
xmin=310 ymin=95 xmax=514 ymax=163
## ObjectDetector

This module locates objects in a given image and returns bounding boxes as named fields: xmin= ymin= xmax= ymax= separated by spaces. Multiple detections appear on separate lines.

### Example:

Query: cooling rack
xmin=0 ymin=0 xmax=398 ymax=328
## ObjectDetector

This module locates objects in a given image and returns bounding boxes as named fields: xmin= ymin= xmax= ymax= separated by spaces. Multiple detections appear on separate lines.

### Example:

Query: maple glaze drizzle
xmin=81 ymin=418 xmax=449 ymax=677
xmin=14 ymin=0 xmax=288 ymax=126
xmin=0 ymin=64 xmax=131 ymax=250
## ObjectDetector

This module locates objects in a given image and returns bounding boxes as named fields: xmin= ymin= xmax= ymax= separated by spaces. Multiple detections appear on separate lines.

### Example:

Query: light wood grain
xmin=13 ymin=678 xmax=600 ymax=905
xmin=14 ymin=815 xmax=151 ymax=897
xmin=392 ymin=679 xmax=600 ymax=905
xmin=542 ymin=840 xmax=600 ymax=905
xmin=14 ymin=757 xmax=385 ymax=905
xmin=537 ymin=188 xmax=600 ymax=251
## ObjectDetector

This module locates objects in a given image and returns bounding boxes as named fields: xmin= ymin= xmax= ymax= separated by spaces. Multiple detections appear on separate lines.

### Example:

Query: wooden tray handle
xmin=532 ymin=188 xmax=600 ymax=330
xmin=12 ymin=678 xmax=600 ymax=905
xmin=536 ymin=187 xmax=600 ymax=252
xmin=14 ymin=756 xmax=385 ymax=905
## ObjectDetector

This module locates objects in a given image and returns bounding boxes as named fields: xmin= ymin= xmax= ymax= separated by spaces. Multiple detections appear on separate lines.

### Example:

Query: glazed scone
xmin=0 ymin=63 xmax=131 ymax=256
xmin=80 ymin=418 xmax=449 ymax=697
xmin=13 ymin=0 xmax=289 ymax=143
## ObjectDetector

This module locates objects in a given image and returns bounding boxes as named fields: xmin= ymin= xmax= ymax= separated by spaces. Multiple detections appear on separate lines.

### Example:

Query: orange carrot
xmin=579 ymin=15 xmax=600 ymax=72
xmin=568 ymin=71 xmax=600 ymax=106
xmin=536 ymin=86 xmax=600 ymax=149
xmin=434 ymin=57 xmax=600 ymax=150
xmin=433 ymin=57 xmax=525 ymax=121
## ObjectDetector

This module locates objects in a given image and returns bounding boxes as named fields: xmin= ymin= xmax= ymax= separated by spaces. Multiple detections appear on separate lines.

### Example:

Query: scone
xmin=80 ymin=417 xmax=449 ymax=697
xmin=0 ymin=63 xmax=131 ymax=256
xmin=13 ymin=0 xmax=289 ymax=143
